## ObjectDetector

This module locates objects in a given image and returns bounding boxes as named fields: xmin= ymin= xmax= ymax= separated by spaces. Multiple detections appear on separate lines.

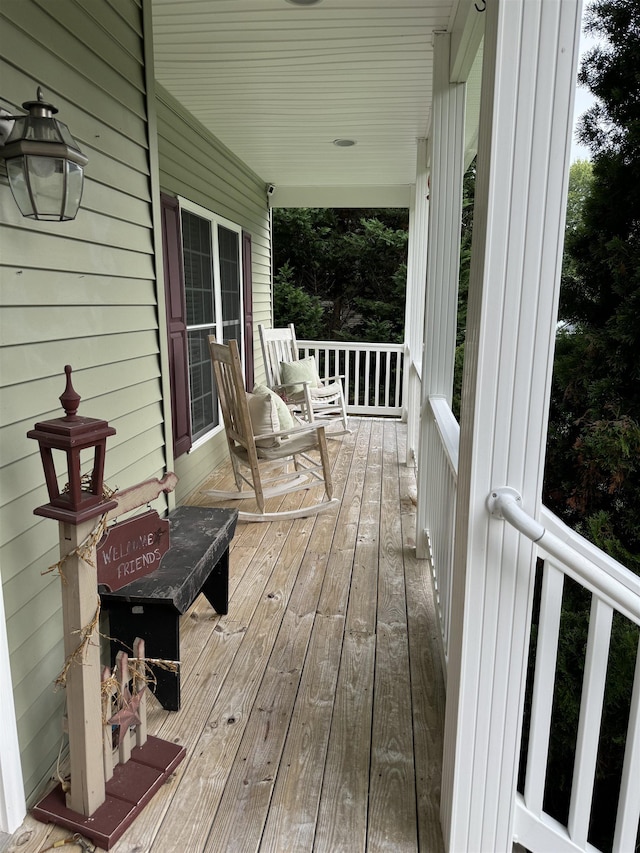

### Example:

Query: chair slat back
xmin=208 ymin=337 xmax=253 ymax=451
xmin=259 ymin=324 xmax=300 ymax=387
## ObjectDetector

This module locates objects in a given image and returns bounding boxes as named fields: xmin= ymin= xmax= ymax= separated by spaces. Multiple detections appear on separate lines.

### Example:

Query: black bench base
xmin=100 ymin=506 xmax=238 ymax=711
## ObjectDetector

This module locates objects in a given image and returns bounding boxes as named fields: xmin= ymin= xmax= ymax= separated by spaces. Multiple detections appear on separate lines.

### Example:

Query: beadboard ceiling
xmin=151 ymin=0 xmax=482 ymax=207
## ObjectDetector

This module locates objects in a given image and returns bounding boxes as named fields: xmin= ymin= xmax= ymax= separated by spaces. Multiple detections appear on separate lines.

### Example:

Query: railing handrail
xmin=540 ymin=504 xmax=640 ymax=600
xmin=428 ymin=395 xmax=459 ymax=479
xmin=298 ymin=339 xmax=404 ymax=353
xmin=489 ymin=487 xmax=640 ymax=625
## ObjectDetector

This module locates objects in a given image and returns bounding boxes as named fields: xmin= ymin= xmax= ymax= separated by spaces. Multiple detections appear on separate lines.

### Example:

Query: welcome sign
xmin=97 ymin=509 xmax=170 ymax=591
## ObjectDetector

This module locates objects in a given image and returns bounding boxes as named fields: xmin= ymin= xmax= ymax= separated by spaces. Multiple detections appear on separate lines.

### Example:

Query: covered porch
xmin=4 ymin=2 xmax=639 ymax=852
xmin=4 ymin=418 xmax=446 ymax=853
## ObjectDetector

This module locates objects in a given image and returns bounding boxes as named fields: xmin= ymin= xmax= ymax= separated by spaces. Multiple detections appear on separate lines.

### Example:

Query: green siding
xmin=156 ymin=86 xmax=272 ymax=502
xmin=0 ymin=0 xmax=165 ymax=803
xmin=0 ymin=0 xmax=273 ymax=806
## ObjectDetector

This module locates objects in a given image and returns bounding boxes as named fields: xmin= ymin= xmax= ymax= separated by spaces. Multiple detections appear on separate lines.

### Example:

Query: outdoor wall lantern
xmin=27 ymin=366 xmax=117 ymax=524
xmin=0 ymin=87 xmax=88 ymax=221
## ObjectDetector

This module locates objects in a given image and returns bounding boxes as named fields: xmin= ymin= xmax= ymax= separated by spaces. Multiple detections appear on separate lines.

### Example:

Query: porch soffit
xmin=151 ymin=0 xmax=480 ymax=208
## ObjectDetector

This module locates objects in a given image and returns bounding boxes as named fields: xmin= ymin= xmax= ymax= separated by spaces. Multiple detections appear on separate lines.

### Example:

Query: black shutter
xmin=161 ymin=193 xmax=192 ymax=457
xmin=242 ymin=230 xmax=254 ymax=391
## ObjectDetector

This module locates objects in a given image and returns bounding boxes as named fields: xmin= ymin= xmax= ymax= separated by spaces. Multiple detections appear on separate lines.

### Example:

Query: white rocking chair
xmin=258 ymin=323 xmax=350 ymax=435
xmin=205 ymin=337 xmax=338 ymax=522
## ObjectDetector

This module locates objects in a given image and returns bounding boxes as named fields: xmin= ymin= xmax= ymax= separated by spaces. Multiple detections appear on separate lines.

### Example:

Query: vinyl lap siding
xmin=156 ymin=86 xmax=272 ymax=502
xmin=0 ymin=0 xmax=165 ymax=802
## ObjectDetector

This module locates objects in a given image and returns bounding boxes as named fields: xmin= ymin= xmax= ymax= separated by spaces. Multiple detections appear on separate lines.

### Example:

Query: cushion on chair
xmin=254 ymin=429 xmax=319 ymax=460
xmin=253 ymin=383 xmax=295 ymax=431
xmin=246 ymin=392 xmax=280 ymax=447
xmin=308 ymin=381 xmax=343 ymax=400
xmin=279 ymin=356 xmax=320 ymax=395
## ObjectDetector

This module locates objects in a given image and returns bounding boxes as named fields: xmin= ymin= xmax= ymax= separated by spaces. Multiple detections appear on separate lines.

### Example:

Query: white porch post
xmin=0 ymin=578 xmax=26 ymax=833
xmin=441 ymin=1 xmax=583 ymax=851
xmin=415 ymin=32 xmax=466 ymax=559
xmin=403 ymin=138 xmax=429 ymax=465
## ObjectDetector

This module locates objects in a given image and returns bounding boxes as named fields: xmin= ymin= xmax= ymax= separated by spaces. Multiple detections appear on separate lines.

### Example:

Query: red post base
xmin=32 ymin=737 xmax=185 ymax=850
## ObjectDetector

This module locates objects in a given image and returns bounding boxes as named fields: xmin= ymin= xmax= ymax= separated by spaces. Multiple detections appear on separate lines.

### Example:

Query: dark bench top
xmin=99 ymin=506 xmax=238 ymax=613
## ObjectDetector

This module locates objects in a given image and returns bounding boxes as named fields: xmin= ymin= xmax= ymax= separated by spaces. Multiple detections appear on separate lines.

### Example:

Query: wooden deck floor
xmin=7 ymin=418 xmax=445 ymax=853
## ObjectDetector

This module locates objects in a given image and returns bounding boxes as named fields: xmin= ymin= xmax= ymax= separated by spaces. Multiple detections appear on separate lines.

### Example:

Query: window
xmin=161 ymin=194 xmax=251 ymax=456
xmin=182 ymin=200 xmax=243 ymax=443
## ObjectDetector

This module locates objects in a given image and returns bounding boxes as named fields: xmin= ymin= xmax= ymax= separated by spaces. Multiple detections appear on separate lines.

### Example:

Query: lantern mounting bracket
xmin=0 ymin=108 xmax=15 ymax=148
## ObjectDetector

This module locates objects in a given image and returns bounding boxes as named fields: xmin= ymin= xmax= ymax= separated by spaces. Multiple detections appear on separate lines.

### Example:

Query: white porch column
xmin=403 ymin=139 xmax=429 ymax=465
xmin=0 ymin=579 xmax=26 ymax=833
xmin=441 ymin=2 xmax=583 ymax=851
xmin=415 ymin=32 xmax=466 ymax=559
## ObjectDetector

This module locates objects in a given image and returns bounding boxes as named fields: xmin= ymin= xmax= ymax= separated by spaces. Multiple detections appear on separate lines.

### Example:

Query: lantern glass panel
xmin=7 ymin=156 xmax=84 ymax=221
xmin=19 ymin=115 xmax=61 ymax=143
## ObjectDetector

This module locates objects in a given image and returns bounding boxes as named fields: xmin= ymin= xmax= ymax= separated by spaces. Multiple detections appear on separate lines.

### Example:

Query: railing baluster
xmin=394 ymin=351 xmax=401 ymax=409
xmin=370 ymin=351 xmax=375 ymax=407
xmin=364 ymin=351 xmax=371 ymax=408
xmin=523 ymin=561 xmax=565 ymax=816
xmin=568 ymin=597 xmax=613 ymax=848
xmin=344 ymin=349 xmax=351 ymax=408
xmin=613 ymin=633 xmax=640 ymax=853
xmin=385 ymin=350 xmax=391 ymax=408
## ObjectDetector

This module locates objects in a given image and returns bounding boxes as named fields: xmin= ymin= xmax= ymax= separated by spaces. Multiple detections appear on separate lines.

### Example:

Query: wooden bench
xmin=99 ymin=505 xmax=238 ymax=711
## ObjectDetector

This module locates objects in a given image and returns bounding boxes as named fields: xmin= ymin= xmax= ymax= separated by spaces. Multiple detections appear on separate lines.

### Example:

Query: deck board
xmin=368 ymin=421 xmax=419 ymax=852
xmin=6 ymin=419 xmax=445 ymax=853
xmin=313 ymin=419 xmax=381 ymax=853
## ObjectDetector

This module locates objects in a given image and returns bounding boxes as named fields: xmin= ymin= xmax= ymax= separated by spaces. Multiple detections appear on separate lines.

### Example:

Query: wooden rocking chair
xmin=206 ymin=337 xmax=338 ymax=522
xmin=258 ymin=323 xmax=350 ymax=435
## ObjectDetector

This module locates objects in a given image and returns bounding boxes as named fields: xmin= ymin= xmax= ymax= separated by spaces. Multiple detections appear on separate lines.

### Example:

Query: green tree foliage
xmin=561 ymin=159 xmax=594 ymax=288
xmin=272 ymin=207 xmax=408 ymax=342
xmin=453 ymin=159 xmax=476 ymax=419
xmin=272 ymin=262 xmax=324 ymax=340
xmin=537 ymin=5 xmax=640 ymax=845
xmin=545 ymin=0 xmax=640 ymax=573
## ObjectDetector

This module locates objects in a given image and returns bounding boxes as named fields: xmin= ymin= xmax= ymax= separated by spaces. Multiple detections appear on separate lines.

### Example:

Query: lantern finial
xmin=60 ymin=364 xmax=81 ymax=419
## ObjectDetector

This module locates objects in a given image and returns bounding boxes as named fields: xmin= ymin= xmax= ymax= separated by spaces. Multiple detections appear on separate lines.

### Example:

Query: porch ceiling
xmin=151 ymin=0 xmax=480 ymax=208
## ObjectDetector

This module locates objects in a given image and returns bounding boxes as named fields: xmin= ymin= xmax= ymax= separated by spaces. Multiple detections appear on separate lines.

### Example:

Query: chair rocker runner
xmin=258 ymin=323 xmax=350 ymax=435
xmin=206 ymin=337 xmax=338 ymax=522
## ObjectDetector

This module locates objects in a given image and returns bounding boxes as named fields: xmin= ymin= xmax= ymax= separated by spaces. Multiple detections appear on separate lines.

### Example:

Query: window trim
xmin=178 ymin=196 xmax=245 ymax=447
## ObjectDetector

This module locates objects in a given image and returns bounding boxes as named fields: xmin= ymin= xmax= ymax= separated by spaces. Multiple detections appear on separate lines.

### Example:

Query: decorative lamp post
xmin=27 ymin=366 xmax=116 ymax=816
xmin=28 ymin=365 xmax=117 ymax=523
xmin=0 ymin=87 xmax=88 ymax=221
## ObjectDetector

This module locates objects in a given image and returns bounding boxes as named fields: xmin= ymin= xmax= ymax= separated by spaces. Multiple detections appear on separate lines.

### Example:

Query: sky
xmin=570 ymin=23 xmax=599 ymax=162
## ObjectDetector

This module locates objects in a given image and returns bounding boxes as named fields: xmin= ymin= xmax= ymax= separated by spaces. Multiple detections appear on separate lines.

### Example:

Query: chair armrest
xmin=253 ymin=421 xmax=327 ymax=442
xmin=278 ymin=379 xmax=314 ymax=391
xmin=273 ymin=381 xmax=315 ymax=408
xmin=318 ymin=374 xmax=344 ymax=385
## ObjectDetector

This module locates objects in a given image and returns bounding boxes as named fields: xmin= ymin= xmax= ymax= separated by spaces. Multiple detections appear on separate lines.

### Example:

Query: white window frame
xmin=178 ymin=197 xmax=244 ymax=449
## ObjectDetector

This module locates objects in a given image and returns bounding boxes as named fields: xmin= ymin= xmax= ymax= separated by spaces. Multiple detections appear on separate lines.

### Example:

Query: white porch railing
xmin=423 ymin=395 xmax=459 ymax=674
xmin=494 ymin=491 xmax=640 ymax=853
xmin=424 ymin=396 xmax=640 ymax=853
xmin=297 ymin=339 xmax=404 ymax=417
